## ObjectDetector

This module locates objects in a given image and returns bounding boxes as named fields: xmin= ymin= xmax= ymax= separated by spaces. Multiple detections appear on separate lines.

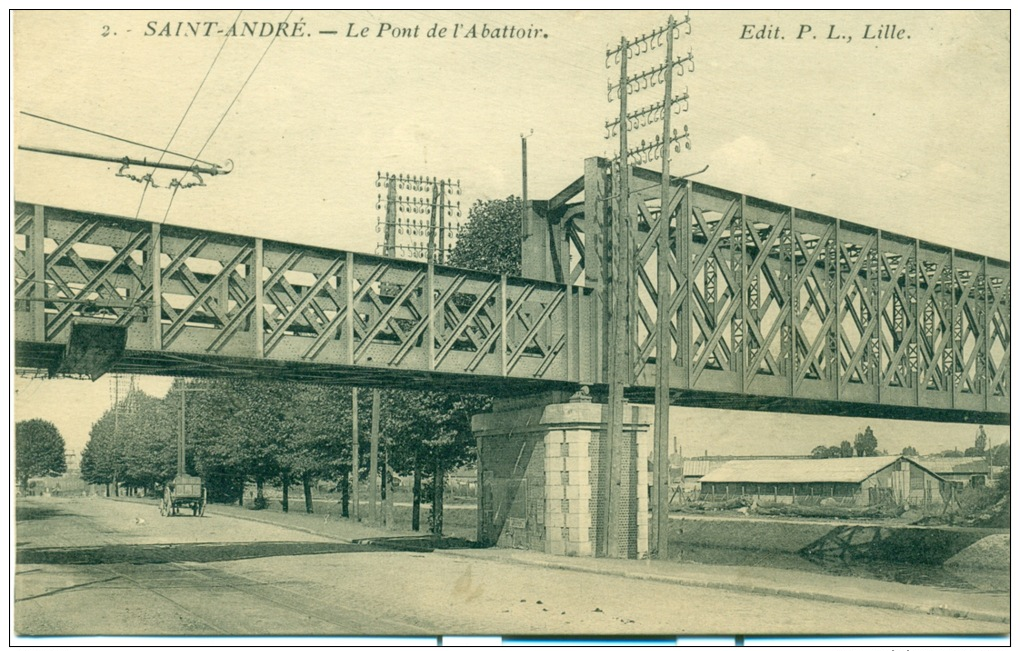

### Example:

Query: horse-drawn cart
xmin=160 ymin=474 xmax=206 ymax=516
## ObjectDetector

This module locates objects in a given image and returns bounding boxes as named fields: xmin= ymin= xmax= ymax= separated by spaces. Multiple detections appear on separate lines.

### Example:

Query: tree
xmin=901 ymin=446 xmax=918 ymax=457
xmin=853 ymin=426 xmax=878 ymax=457
xmin=991 ymin=442 xmax=1010 ymax=466
xmin=446 ymin=196 xmax=522 ymax=275
xmin=974 ymin=426 xmax=988 ymax=454
xmin=118 ymin=390 xmax=180 ymax=493
xmin=810 ymin=445 xmax=831 ymax=459
xmin=186 ymin=378 xmax=289 ymax=508
xmin=382 ymin=390 xmax=486 ymax=535
xmin=373 ymin=197 xmax=522 ymax=534
xmin=965 ymin=425 xmax=989 ymax=457
xmin=80 ymin=410 xmax=120 ymax=492
xmin=810 ymin=440 xmax=852 ymax=459
xmin=15 ymin=419 xmax=66 ymax=490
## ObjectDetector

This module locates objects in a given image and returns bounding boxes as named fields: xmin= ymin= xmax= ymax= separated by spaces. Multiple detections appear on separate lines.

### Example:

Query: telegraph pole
xmin=351 ymin=387 xmax=360 ymax=521
xmin=654 ymin=14 xmax=677 ymax=562
xmin=376 ymin=173 xmax=462 ymax=261
xmin=177 ymin=381 xmax=205 ymax=478
xmin=373 ymin=171 xmax=463 ymax=523
xmin=521 ymin=131 xmax=530 ymax=240
xmin=604 ymin=13 xmax=694 ymax=559
xmin=603 ymin=33 xmax=630 ymax=559
xmin=369 ymin=388 xmax=380 ymax=522
xmin=372 ymin=172 xmax=463 ymax=523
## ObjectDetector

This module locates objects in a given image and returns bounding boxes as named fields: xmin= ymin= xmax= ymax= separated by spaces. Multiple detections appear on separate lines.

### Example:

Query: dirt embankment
xmin=671 ymin=516 xmax=995 ymax=566
xmin=944 ymin=534 xmax=1010 ymax=571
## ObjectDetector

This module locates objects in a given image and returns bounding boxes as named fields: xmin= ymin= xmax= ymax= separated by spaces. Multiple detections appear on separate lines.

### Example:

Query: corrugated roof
xmin=679 ymin=459 xmax=715 ymax=477
xmin=700 ymin=456 xmax=909 ymax=484
xmin=914 ymin=456 xmax=989 ymax=475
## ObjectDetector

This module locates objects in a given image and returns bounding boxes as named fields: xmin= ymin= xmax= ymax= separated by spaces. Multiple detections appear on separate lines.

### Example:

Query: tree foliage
xmin=853 ymin=426 xmax=878 ymax=457
xmin=991 ymin=442 xmax=1010 ymax=466
xmin=964 ymin=425 xmax=989 ymax=457
xmin=372 ymin=196 xmax=522 ymax=533
xmin=810 ymin=440 xmax=854 ymax=459
xmin=447 ymin=196 xmax=522 ymax=275
xmin=15 ymin=419 xmax=66 ymax=489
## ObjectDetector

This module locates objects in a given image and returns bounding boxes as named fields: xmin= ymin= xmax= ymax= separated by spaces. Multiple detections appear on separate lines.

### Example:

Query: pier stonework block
xmin=473 ymin=396 xmax=652 ymax=558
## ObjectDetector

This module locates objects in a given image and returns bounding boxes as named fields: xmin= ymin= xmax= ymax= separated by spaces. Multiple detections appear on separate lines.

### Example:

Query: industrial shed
xmin=699 ymin=456 xmax=947 ymax=507
xmin=912 ymin=456 xmax=990 ymax=489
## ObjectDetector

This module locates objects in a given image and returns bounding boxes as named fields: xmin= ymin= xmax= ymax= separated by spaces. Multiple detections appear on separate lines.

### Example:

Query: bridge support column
xmin=473 ymin=392 xmax=652 ymax=558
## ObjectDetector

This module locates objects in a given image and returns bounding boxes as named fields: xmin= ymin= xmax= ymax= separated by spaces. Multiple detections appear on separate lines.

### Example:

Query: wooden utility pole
xmin=604 ymin=13 xmax=693 ymax=559
xmin=428 ymin=183 xmax=439 ymax=262
xmin=653 ymin=15 xmax=677 ymax=561
xmin=521 ymin=132 xmax=529 ymax=240
xmin=603 ymin=34 xmax=630 ymax=559
xmin=369 ymin=388 xmax=380 ymax=521
xmin=351 ymin=387 xmax=360 ymax=521
xmin=179 ymin=387 xmax=187 ymax=477
xmin=384 ymin=177 xmax=397 ymax=257
xmin=438 ymin=180 xmax=447 ymax=264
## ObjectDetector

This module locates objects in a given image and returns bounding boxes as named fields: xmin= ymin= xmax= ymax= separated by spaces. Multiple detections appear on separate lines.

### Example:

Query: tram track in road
xmin=17 ymin=500 xmax=435 ymax=635
xmin=92 ymin=557 xmax=436 ymax=635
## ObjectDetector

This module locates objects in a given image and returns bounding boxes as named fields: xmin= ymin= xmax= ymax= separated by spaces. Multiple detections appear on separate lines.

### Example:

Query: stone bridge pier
xmin=472 ymin=390 xmax=653 ymax=558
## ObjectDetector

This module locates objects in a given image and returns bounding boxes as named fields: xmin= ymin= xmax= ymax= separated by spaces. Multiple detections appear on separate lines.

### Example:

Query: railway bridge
xmin=14 ymin=158 xmax=1009 ymax=558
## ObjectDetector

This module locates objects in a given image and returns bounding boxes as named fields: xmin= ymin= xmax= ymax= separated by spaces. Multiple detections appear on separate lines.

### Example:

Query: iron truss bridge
xmin=13 ymin=164 xmax=1009 ymax=424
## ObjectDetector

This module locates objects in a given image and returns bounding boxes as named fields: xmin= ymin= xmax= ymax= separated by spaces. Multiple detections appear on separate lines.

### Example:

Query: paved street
xmin=13 ymin=496 xmax=1008 ymax=638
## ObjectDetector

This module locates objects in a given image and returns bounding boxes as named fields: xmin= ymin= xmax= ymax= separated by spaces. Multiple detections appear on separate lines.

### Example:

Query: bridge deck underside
xmin=16 ymin=339 xmax=1003 ymax=425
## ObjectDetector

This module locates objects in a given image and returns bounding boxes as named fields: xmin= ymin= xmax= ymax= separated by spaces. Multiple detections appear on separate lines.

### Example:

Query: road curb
xmin=435 ymin=550 xmax=1010 ymax=626
xmin=205 ymin=506 xmax=359 ymax=543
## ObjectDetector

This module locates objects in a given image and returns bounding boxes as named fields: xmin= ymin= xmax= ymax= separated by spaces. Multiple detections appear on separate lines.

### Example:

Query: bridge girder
xmin=13 ymin=164 xmax=1009 ymax=426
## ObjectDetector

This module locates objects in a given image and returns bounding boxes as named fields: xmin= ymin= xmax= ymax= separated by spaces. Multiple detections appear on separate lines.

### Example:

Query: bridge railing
xmin=534 ymin=160 xmax=1009 ymax=417
xmin=14 ymin=202 xmax=597 ymax=386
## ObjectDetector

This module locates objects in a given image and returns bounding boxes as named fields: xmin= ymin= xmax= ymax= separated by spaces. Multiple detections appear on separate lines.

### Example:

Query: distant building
xmin=913 ymin=456 xmax=990 ymax=489
xmin=699 ymin=455 xmax=947 ymax=507
xmin=672 ymin=454 xmax=810 ymax=495
xmin=25 ymin=449 xmax=88 ymax=496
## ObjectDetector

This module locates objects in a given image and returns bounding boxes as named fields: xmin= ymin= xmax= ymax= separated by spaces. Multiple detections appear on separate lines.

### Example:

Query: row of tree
xmin=810 ymin=425 xmax=1008 ymax=463
xmin=810 ymin=426 xmax=879 ymax=459
xmin=79 ymin=380 xmax=482 ymax=534
xmin=79 ymin=196 xmax=524 ymax=535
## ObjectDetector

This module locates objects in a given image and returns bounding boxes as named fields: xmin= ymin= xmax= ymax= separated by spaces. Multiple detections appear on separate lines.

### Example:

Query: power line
xmin=162 ymin=9 xmax=293 ymax=225
xmin=19 ymin=111 xmax=218 ymax=168
xmin=135 ymin=10 xmax=243 ymax=219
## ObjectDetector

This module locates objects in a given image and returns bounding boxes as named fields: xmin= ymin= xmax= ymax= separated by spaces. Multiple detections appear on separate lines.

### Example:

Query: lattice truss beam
xmin=12 ymin=182 xmax=1008 ymax=419
xmin=551 ymin=161 xmax=1008 ymax=415
xmin=14 ymin=203 xmax=592 ymax=385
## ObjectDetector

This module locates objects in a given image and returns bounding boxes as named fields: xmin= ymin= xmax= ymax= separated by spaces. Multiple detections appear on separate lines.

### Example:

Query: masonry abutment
xmin=473 ymin=393 xmax=653 ymax=558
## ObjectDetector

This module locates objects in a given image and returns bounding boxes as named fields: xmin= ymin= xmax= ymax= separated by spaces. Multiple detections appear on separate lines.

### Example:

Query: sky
xmin=11 ymin=10 xmax=1010 ymax=457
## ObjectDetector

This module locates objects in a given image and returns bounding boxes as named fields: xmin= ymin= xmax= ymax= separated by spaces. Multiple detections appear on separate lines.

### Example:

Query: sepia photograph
xmin=11 ymin=9 xmax=1010 ymax=643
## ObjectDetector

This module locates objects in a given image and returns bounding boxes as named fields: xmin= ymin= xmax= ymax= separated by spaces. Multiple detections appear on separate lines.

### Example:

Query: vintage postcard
xmin=11 ymin=10 xmax=1009 ymax=644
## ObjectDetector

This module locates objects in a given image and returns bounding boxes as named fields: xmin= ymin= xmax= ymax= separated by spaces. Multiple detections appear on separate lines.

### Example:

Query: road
xmin=13 ymin=496 xmax=1006 ymax=638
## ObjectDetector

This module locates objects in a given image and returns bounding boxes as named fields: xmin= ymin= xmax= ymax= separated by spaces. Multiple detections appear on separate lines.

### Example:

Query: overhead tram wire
xmin=135 ymin=10 xmax=244 ymax=219
xmin=161 ymin=10 xmax=294 ymax=226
